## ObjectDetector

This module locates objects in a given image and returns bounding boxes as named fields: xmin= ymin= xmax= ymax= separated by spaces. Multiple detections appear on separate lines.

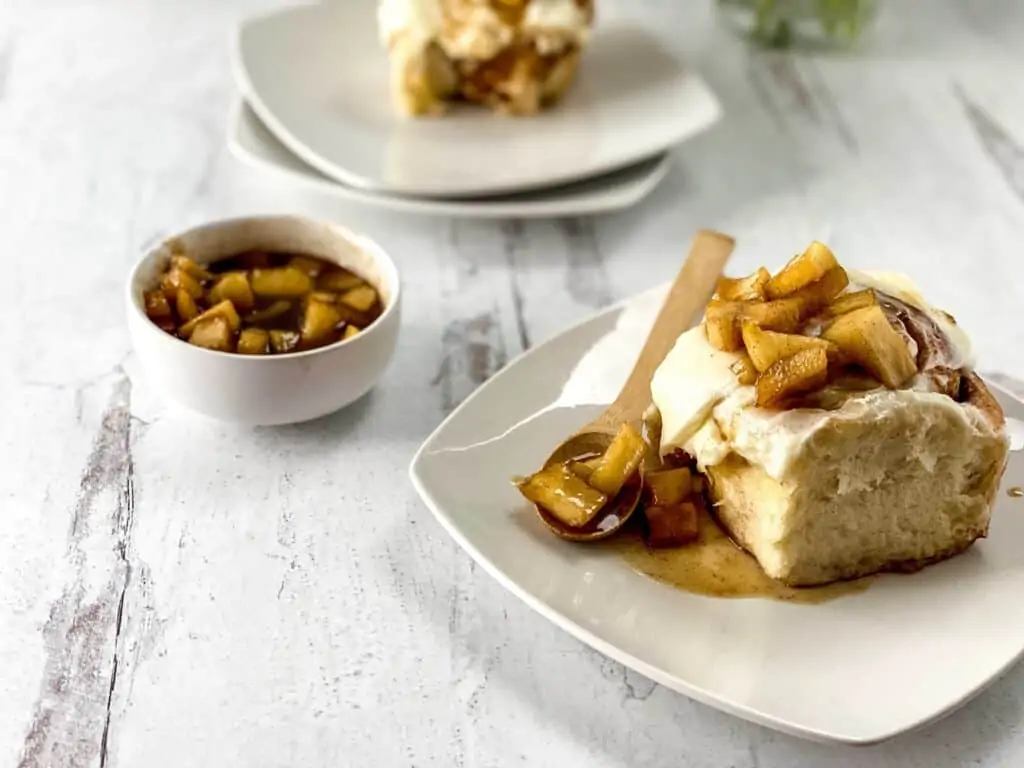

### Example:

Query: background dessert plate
xmin=227 ymin=101 xmax=673 ymax=218
xmin=409 ymin=284 xmax=1024 ymax=745
xmin=232 ymin=3 xmax=720 ymax=198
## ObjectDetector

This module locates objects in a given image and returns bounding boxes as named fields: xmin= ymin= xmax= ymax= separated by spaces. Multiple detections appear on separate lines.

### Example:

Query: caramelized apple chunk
xmin=341 ymin=285 xmax=378 ymax=313
xmin=741 ymin=298 xmax=804 ymax=333
xmin=251 ymin=267 xmax=312 ymax=298
xmin=788 ymin=266 xmax=850 ymax=313
xmin=170 ymin=255 xmax=212 ymax=282
xmin=741 ymin=321 xmax=834 ymax=373
xmin=188 ymin=316 xmax=233 ymax=352
xmin=269 ymin=329 xmax=300 ymax=354
xmin=162 ymin=267 xmax=203 ymax=301
xmin=237 ymin=328 xmax=270 ymax=355
xmin=716 ymin=267 xmax=770 ymax=302
xmin=705 ymin=300 xmax=744 ymax=352
xmin=826 ymin=289 xmax=876 ymax=317
xmin=515 ymin=464 xmax=608 ymax=528
xmin=755 ymin=346 xmax=829 ymax=408
xmin=644 ymin=500 xmax=700 ymax=548
xmin=179 ymin=299 xmax=241 ymax=338
xmin=645 ymin=466 xmax=693 ymax=506
xmin=175 ymin=288 xmax=199 ymax=323
xmin=301 ymin=298 xmax=343 ymax=347
xmin=587 ymin=423 xmax=645 ymax=497
xmin=209 ymin=272 xmax=255 ymax=311
xmin=730 ymin=352 xmax=758 ymax=385
xmin=822 ymin=305 xmax=917 ymax=388
xmin=766 ymin=241 xmax=840 ymax=299
xmin=143 ymin=290 xmax=174 ymax=330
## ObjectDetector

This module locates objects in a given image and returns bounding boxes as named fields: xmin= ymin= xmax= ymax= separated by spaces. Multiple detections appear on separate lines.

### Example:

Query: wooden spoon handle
xmin=597 ymin=230 xmax=735 ymax=429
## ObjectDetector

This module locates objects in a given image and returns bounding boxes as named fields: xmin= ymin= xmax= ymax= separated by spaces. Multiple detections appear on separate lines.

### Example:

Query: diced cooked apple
xmin=741 ymin=321 xmax=833 ymax=373
xmin=268 ymin=329 xmax=300 ymax=354
xmin=161 ymin=267 xmax=203 ymax=301
xmin=246 ymin=300 xmax=293 ymax=326
xmin=645 ymin=467 xmax=692 ymax=506
xmin=730 ymin=352 xmax=758 ymax=385
xmin=309 ymin=291 xmax=338 ymax=304
xmin=187 ymin=316 xmax=233 ymax=352
xmin=767 ymin=241 xmax=840 ymax=299
xmin=755 ymin=346 xmax=829 ymax=408
xmin=644 ymin=501 xmax=700 ymax=548
xmin=143 ymin=290 xmax=173 ymax=322
xmin=289 ymin=255 xmax=326 ymax=277
xmin=568 ymin=456 xmax=602 ymax=480
xmin=209 ymin=272 xmax=255 ymax=311
xmin=705 ymin=300 xmax=744 ymax=351
xmin=788 ymin=266 xmax=850 ymax=313
xmin=317 ymin=270 xmax=365 ymax=293
xmin=237 ymin=328 xmax=270 ymax=355
xmin=170 ymin=255 xmax=212 ymax=282
xmin=588 ymin=423 xmax=646 ymax=497
xmin=342 ymin=324 xmax=361 ymax=340
xmin=515 ymin=464 xmax=608 ymax=528
xmin=301 ymin=298 xmax=343 ymax=347
xmin=175 ymin=288 xmax=199 ymax=323
xmin=178 ymin=299 xmax=241 ymax=338
xmin=250 ymin=267 xmax=312 ymax=297
xmin=340 ymin=285 xmax=378 ymax=313
xmin=716 ymin=267 xmax=770 ymax=302
xmin=741 ymin=298 xmax=804 ymax=333
xmin=822 ymin=305 xmax=917 ymax=388
xmin=826 ymin=289 xmax=876 ymax=317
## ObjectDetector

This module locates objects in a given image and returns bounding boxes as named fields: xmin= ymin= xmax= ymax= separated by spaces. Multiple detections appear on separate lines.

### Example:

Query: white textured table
xmin=3 ymin=1 xmax=1024 ymax=766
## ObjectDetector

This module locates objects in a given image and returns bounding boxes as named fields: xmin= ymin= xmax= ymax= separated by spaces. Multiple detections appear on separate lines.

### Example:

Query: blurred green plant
xmin=718 ymin=0 xmax=878 ymax=48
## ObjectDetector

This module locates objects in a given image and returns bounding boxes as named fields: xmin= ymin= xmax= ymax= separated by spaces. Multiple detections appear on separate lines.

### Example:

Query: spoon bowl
xmin=531 ymin=230 xmax=735 ymax=542
xmin=535 ymin=430 xmax=644 ymax=542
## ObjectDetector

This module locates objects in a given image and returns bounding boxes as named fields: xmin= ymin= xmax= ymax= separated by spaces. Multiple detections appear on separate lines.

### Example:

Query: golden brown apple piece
xmin=716 ymin=267 xmax=770 ymax=302
xmin=730 ymin=352 xmax=758 ymax=385
xmin=644 ymin=500 xmax=700 ymax=548
xmin=188 ymin=316 xmax=233 ymax=352
xmin=587 ymin=423 xmax=646 ymax=497
xmin=741 ymin=321 xmax=834 ymax=373
xmin=822 ymin=305 xmax=917 ymax=388
xmin=825 ymin=289 xmax=877 ymax=317
xmin=515 ymin=464 xmax=608 ymax=528
xmin=756 ymin=346 xmax=829 ymax=407
xmin=179 ymin=299 xmax=241 ymax=338
xmin=209 ymin=272 xmax=256 ymax=311
xmin=766 ymin=241 xmax=840 ymax=299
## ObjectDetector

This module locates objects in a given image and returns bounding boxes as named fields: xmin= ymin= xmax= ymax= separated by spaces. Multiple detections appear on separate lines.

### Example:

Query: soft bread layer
xmin=705 ymin=385 xmax=1008 ymax=586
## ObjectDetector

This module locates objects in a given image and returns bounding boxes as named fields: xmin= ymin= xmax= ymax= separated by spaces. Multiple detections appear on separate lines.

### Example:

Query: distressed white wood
xmin=2 ymin=0 xmax=1024 ymax=766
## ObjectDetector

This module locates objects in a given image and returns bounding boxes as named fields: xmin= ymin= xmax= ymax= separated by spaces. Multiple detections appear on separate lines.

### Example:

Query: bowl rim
xmin=125 ymin=214 xmax=401 ymax=362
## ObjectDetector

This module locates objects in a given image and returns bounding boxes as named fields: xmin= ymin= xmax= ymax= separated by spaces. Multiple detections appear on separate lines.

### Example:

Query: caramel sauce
xmin=614 ymin=512 xmax=872 ymax=603
xmin=1008 ymin=486 xmax=1024 ymax=498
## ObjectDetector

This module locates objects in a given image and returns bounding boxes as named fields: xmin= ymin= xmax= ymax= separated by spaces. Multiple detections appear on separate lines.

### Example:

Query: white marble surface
xmin=3 ymin=1 xmax=1024 ymax=766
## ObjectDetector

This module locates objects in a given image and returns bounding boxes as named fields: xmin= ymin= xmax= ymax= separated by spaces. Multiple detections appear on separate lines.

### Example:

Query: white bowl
xmin=126 ymin=215 xmax=401 ymax=425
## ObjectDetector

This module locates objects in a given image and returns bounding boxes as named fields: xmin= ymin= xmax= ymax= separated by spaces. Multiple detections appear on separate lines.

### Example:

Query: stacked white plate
xmin=230 ymin=2 xmax=722 ymax=218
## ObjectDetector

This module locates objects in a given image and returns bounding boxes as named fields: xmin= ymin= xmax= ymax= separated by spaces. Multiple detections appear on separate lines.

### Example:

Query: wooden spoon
xmin=535 ymin=230 xmax=736 ymax=541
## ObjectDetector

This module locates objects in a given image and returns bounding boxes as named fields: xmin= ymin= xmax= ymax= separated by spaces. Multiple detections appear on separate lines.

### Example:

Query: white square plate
xmin=226 ymin=101 xmax=673 ymax=218
xmin=409 ymin=285 xmax=1024 ymax=745
xmin=232 ymin=3 xmax=720 ymax=198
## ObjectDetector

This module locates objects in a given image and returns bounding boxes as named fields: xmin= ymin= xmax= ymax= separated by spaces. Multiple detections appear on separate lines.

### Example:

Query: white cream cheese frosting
xmin=650 ymin=270 xmax=986 ymax=482
xmin=378 ymin=0 xmax=443 ymax=49
xmin=378 ymin=0 xmax=590 ymax=58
